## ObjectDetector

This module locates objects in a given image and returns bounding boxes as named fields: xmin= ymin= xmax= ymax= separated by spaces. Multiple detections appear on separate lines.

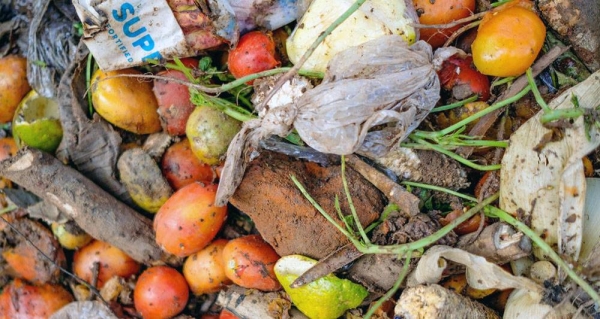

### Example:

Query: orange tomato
xmin=0 ymin=279 xmax=73 ymax=319
xmin=154 ymin=182 xmax=227 ymax=257
xmin=471 ymin=0 xmax=546 ymax=76
xmin=73 ymin=240 xmax=141 ymax=288
xmin=222 ymin=235 xmax=281 ymax=291
xmin=413 ymin=0 xmax=475 ymax=48
xmin=134 ymin=266 xmax=189 ymax=319
xmin=219 ymin=309 xmax=240 ymax=319
xmin=0 ymin=55 xmax=30 ymax=124
xmin=161 ymin=138 xmax=218 ymax=190
xmin=183 ymin=239 xmax=232 ymax=295
xmin=228 ymin=31 xmax=279 ymax=83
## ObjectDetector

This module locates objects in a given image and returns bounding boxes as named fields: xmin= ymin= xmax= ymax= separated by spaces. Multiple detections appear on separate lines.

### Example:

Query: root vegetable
xmin=154 ymin=182 xmax=227 ymax=257
xmin=0 ymin=148 xmax=178 ymax=265
xmin=395 ymin=284 xmax=499 ymax=318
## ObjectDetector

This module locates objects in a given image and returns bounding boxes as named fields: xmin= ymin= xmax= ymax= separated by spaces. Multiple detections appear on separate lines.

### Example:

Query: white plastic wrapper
xmin=73 ymin=0 xmax=196 ymax=71
xmin=216 ymin=35 xmax=442 ymax=205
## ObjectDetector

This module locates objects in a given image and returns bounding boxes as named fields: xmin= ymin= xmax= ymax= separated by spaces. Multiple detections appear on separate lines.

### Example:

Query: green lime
xmin=12 ymin=90 xmax=63 ymax=153
xmin=274 ymin=254 xmax=368 ymax=319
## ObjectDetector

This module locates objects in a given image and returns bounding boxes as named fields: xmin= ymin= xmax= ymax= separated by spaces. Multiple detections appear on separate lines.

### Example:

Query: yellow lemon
xmin=12 ymin=90 xmax=63 ymax=153
xmin=274 ymin=254 xmax=368 ymax=319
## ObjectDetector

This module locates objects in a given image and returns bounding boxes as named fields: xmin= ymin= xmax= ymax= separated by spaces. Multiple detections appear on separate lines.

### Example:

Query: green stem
xmin=0 ymin=205 xmax=17 ymax=216
xmin=414 ymin=85 xmax=532 ymax=139
xmin=526 ymin=68 xmax=551 ymax=113
xmin=341 ymin=155 xmax=371 ymax=244
xmin=364 ymin=203 xmax=399 ymax=233
xmin=364 ymin=252 xmax=412 ymax=319
xmin=401 ymin=181 xmax=478 ymax=202
xmin=540 ymin=108 xmax=585 ymax=124
xmin=491 ymin=76 xmax=515 ymax=89
xmin=431 ymin=95 xmax=478 ymax=113
xmin=487 ymin=206 xmax=600 ymax=306
xmin=407 ymin=137 xmax=502 ymax=171
xmin=361 ymin=193 xmax=499 ymax=255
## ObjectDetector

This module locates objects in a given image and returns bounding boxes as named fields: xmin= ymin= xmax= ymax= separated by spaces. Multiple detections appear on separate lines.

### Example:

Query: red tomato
xmin=438 ymin=54 xmax=490 ymax=101
xmin=134 ymin=266 xmax=189 ymax=319
xmin=153 ymin=69 xmax=196 ymax=136
xmin=154 ymin=182 xmax=227 ymax=257
xmin=161 ymin=138 xmax=218 ymax=190
xmin=413 ymin=0 xmax=475 ymax=48
xmin=222 ymin=235 xmax=281 ymax=291
xmin=183 ymin=239 xmax=232 ymax=295
xmin=73 ymin=240 xmax=141 ymax=288
xmin=219 ymin=309 xmax=240 ymax=319
xmin=0 ymin=278 xmax=73 ymax=319
xmin=227 ymin=31 xmax=279 ymax=83
xmin=471 ymin=0 xmax=546 ymax=76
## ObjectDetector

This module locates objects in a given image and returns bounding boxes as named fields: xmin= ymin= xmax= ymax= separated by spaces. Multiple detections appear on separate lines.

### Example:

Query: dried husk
xmin=500 ymin=71 xmax=600 ymax=262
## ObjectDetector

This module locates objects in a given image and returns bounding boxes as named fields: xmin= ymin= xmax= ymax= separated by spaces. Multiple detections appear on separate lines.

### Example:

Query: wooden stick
xmin=0 ymin=148 xmax=179 ymax=266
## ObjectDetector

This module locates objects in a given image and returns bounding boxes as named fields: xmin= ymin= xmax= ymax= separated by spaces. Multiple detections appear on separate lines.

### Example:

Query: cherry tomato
xmin=413 ymin=0 xmax=475 ymax=48
xmin=222 ymin=235 xmax=281 ymax=291
xmin=227 ymin=31 xmax=279 ymax=83
xmin=134 ymin=266 xmax=189 ymax=319
xmin=154 ymin=182 xmax=228 ymax=257
xmin=471 ymin=0 xmax=546 ymax=76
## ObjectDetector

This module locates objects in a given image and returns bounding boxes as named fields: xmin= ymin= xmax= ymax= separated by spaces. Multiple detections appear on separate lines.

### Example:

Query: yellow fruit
xmin=274 ymin=254 xmax=368 ymax=319
xmin=186 ymin=106 xmax=241 ymax=165
xmin=91 ymin=68 xmax=161 ymax=134
xmin=0 ymin=55 xmax=30 ymax=123
xmin=51 ymin=221 xmax=93 ymax=250
xmin=12 ymin=91 xmax=63 ymax=153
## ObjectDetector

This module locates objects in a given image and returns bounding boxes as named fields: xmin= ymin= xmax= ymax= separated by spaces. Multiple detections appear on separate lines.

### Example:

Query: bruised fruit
xmin=134 ymin=266 xmax=189 ymax=319
xmin=438 ymin=54 xmax=490 ymax=101
xmin=222 ymin=235 xmax=281 ymax=291
xmin=186 ymin=106 xmax=242 ymax=165
xmin=0 ymin=278 xmax=73 ymax=319
xmin=153 ymin=69 xmax=196 ymax=136
xmin=0 ymin=55 xmax=30 ymax=123
xmin=12 ymin=90 xmax=63 ymax=153
xmin=73 ymin=240 xmax=141 ymax=288
xmin=183 ymin=239 xmax=232 ymax=295
xmin=154 ymin=182 xmax=227 ymax=257
xmin=161 ymin=138 xmax=218 ymax=190
xmin=91 ymin=68 xmax=161 ymax=134
xmin=118 ymin=148 xmax=173 ymax=213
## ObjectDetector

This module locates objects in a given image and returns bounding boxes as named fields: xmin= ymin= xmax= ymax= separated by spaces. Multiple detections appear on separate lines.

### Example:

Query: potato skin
xmin=0 ymin=55 xmax=30 ymax=123
xmin=91 ymin=68 xmax=161 ymax=134
xmin=222 ymin=235 xmax=282 ymax=291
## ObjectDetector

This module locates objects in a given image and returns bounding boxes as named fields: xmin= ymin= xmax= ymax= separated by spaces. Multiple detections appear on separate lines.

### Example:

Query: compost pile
xmin=1 ymin=0 xmax=600 ymax=318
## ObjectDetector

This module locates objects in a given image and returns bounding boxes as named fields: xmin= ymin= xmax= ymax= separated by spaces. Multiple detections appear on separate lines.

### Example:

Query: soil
xmin=229 ymin=151 xmax=385 ymax=259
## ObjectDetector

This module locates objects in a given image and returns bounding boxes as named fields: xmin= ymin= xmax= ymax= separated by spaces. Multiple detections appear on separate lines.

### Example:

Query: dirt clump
xmin=229 ymin=151 xmax=385 ymax=259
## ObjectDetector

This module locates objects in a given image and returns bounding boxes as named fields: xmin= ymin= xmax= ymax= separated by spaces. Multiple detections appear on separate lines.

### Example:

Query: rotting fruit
xmin=222 ymin=234 xmax=282 ymax=291
xmin=154 ymin=182 xmax=228 ymax=257
xmin=134 ymin=266 xmax=189 ymax=319
xmin=413 ymin=0 xmax=476 ymax=49
xmin=161 ymin=138 xmax=219 ymax=190
xmin=0 ymin=278 xmax=73 ymax=319
xmin=72 ymin=239 xmax=141 ymax=288
xmin=0 ymin=55 xmax=30 ymax=124
xmin=12 ymin=90 xmax=63 ymax=154
xmin=471 ymin=0 xmax=546 ymax=77
xmin=91 ymin=68 xmax=162 ymax=134
xmin=183 ymin=239 xmax=232 ymax=295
